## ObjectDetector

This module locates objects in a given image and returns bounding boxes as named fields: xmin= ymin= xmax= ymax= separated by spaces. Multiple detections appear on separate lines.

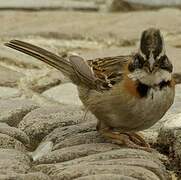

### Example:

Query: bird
xmin=5 ymin=28 xmax=176 ymax=151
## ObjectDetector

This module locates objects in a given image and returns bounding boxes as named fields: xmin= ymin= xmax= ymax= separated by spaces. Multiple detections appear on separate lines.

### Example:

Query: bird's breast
xmin=78 ymin=76 xmax=175 ymax=132
xmin=91 ymin=78 xmax=174 ymax=131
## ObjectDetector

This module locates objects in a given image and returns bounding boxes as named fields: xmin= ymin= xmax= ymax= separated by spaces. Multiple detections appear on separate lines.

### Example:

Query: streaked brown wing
xmin=88 ymin=55 xmax=131 ymax=87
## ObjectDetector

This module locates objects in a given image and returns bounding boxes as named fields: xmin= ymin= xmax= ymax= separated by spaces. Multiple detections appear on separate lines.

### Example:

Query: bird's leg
xmin=124 ymin=132 xmax=150 ymax=148
xmin=99 ymin=128 xmax=151 ymax=152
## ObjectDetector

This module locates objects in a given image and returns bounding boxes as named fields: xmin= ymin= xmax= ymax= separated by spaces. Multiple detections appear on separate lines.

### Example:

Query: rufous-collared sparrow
xmin=5 ymin=28 xmax=178 ymax=151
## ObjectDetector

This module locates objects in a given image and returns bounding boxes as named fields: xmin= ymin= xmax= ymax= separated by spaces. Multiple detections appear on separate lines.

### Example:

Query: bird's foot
xmin=100 ymin=129 xmax=151 ymax=152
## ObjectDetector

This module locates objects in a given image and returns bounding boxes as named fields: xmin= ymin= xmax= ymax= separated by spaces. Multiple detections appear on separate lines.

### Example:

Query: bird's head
xmin=128 ymin=28 xmax=173 ymax=86
xmin=129 ymin=28 xmax=173 ymax=74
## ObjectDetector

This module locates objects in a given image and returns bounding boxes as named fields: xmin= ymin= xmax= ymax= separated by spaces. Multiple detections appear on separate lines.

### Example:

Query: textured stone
xmin=44 ymin=121 xmax=97 ymax=149
xmin=34 ymin=143 xmax=119 ymax=164
xmin=54 ymin=130 xmax=105 ymax=150
xmin=169 ymin=84 xmax=181 ymax=114
xmin=52 ymin=165 xmax=162 ymax=180
xmin=158 ymin=113 xmax=181 ymax=172
xmin=0 ymin=172 xmax=50 ymax=180
xmin=0 ymin=45 xmax=44 ymax=69
xmin=31 ymin=141 xmax=53 ymax=161
xmin=105 ymin=0 xmax=181 ymax=12
xmin=1 ymin=0 xmax=181 ymax=13
xmin=0 ymin=87 xmax=21 ymax=99
xmin=0 ymin=149 xmax=31 ymax=174
xmin=29 ymin=109 xmax=169 ymax=179
xmin=0 ymin=99 xmax=38 ymax=126
xmin=20 ymin=70 xmax=64 ymax=93
xmin=123 ymin=0 xmax=181 ymax=6
xmin=33 ymin=149 xmax=169 ymax=180
xmin=0 ymin=133 xmax=26 ymax=152
xmin=0 ymin=123 xmax=30 ymax=145
xmin=0 ymin=66 xmax=23 ymax=87
xmin=0 ymin=0 xmax=98 ymax=11
xmin=18 ymin=105 xmax=95 ymax=149
xmin=42 ymin=83 xmax=82 ymax=106
xmin=76 ymin=174 xmax=137 ymax=180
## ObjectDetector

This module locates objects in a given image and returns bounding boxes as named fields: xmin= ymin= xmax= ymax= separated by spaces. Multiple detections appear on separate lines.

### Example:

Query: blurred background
xmin=1 ymin=1 xmax=181 ymax=66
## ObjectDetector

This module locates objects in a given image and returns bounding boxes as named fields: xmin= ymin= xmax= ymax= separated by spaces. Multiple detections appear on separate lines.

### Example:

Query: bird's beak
xmin=148 ymin=52 xmax=155 ymax=72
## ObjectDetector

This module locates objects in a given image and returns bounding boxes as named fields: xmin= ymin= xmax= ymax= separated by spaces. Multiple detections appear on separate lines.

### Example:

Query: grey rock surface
xmin=50 ymin=165 xmax=162 ymax=180
xmin=18 ymin=105 xmax=94 ymax=149
xmin=44 ymin=121 xmax=97 ymax=149
xmin=0 ymin=123 xmax=30 ymax=145
xmin=76 ymin=174 xmax=138 ymax=180
xmin=1 ymin=0 xmax=181 ymax=12
xmin=34 ymin=143 xmax=120 ymax=165
xmin=23 ymin=70 xmax=63 ymax=93
xmin=0 ymin=172 xmax=50 ymax=180
xmin=0 ymin=149 xmax=31 ymax=174
xmin=0 ymin=86 xmax=21 ymax=99
xmin=169 ymin=84 xmax=181 ymax=114
xmin=105 ymin=0 xmax=181 ymax=12
xmin=0 ymin=45 xmax=43 ymax=69
xmin=0 ymin=0 xmax=98 ymax=11
xmin=30 ymin=141 xmax=54 ymax=161
xmin=33 ymin=149 xmax=169 ymax=179
xmin=124 ymin=0 xmax=181 ymax=6
xmin=0 ymin=133 xmax=26 ymax=151
xmin=0 ymin=65 xmax=23 ymax=87
xmin=158 ymin=113 xmax=181 ymax=172
xmin=0 ymin=99 xmax=38 ymax=126
xmin=42 ymin=83 xmax=83 ymax=106
xmin=25 ymin=107 xmax=169 ymax=179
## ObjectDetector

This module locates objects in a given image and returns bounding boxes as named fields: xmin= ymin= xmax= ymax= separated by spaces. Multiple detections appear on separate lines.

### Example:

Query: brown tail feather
xmin=5 ymin=40 xmax=75 ymax=77
xmin=5 ymin=40 xmax=102 ymax=90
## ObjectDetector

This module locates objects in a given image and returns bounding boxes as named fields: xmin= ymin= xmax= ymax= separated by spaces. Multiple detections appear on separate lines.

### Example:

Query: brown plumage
xmin=5 ymin=28 xmax=178 ymax=151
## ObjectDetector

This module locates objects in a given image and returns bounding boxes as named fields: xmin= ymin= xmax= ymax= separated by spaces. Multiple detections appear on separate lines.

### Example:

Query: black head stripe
xmin=140 ymin=28 xmax=163 ymax=59
xmin=159 ymin=55 xmax=173 ymax=72
xmin=128 ymin=54 xmax=145 ymax=72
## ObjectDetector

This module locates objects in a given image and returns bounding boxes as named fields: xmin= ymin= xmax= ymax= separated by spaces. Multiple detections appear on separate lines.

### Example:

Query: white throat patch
xmin=128 ymin=69 xmax=171 ymax=86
